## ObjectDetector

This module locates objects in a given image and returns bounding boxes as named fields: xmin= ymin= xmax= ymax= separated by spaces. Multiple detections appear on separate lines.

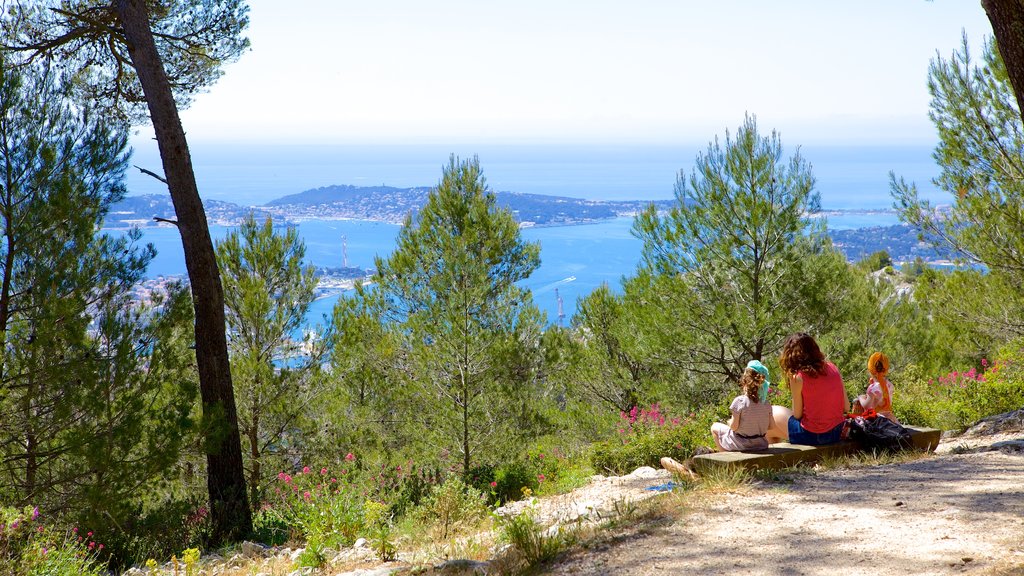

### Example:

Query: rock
xmin=287 ymin=568 xmax=314 ymax=576
xmin=991 ymin=439 xmax=1024 ymax=452
xmin=433 ymin=559 xmax=490 ymax=575
xmin=241 ymin=540 xmax=269 ymax=558
xmin=289 ymin=548 xmax=304 ymax=562
xmin=353 ymin=537 xmax=368 ymax=548
xmin=626 ymin=466 xmax=661 ymax=478
xmin=334 ymin=567 xmax=405 ymax=576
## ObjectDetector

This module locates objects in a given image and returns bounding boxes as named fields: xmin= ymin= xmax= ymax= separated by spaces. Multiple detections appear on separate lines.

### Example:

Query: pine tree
xmin=372 ymin=156 xmax=545 ymax=475
xmin=217 ymin=215 xmax=323 ymax=506
xmin=631 ymin=115 xmax=861 ymax=391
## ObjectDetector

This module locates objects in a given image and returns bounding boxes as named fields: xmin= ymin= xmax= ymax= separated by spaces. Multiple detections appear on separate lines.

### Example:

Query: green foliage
xmin=2 ymin=0 xmax=250 ymax=124
xmin=368 ymin=155 xmax=550 ymax=475
xmin=892 ymin=35 xmax=1024 ymax=344
xmin=295 ymin=540 xmax=328 ymax=569
xmin=897 ymin=344 xmax=1024 ymax=431
xmin=415 ymin=477 xmax=488 ymax=540
xmin=359 ymin=460 xmax=442 ymax=519
xmin=590 ymin=405 xmax=720 ymax=475
xmin=362 ymin=500 xmax=397 ymax=562
xmin=0 ymin=507 xmax=106 ymax=576
xmin=630 ymin=115 xmax=867 ymax=396
xmin=217 ymin=214 xmax=325 ymax=505
xmin=252 ymin=507 xmax=290 ymax=546
xmin=264 ymin=466 xmax=364 ymax=549
xmin=0 ymin=56 xmax=197 ymax=561
xmin=95 ymin=497 xmax=211 ymax=571
xmin=857 ymin=250 xmax=894 ymax=272
xmin=496 ymin=506 xmax=574 ymax=569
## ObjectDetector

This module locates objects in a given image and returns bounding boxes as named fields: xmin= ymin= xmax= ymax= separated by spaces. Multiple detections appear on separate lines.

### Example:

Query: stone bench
xmin=688 ymin=426 xmax=942 ymax=475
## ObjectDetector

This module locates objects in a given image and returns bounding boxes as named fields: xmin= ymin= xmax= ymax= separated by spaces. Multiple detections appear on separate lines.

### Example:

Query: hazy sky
xmin=168 ymin=1 xmax=993 ymax=146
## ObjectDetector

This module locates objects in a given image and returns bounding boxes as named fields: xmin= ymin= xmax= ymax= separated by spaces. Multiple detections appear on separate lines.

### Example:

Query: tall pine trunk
xmin=984 ymin=0 xmax=1024 ymax=122
xmin=112 ymin=0 xmax=251 ymax=543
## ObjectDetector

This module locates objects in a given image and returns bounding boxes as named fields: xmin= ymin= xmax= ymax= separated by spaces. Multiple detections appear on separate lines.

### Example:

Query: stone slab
xmin=690 ymin=426 xmax=942 ymax=474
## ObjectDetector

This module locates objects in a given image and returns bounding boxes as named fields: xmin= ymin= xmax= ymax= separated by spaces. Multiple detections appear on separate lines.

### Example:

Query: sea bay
xmin=111 ymin=210 xmax=902 ymax=326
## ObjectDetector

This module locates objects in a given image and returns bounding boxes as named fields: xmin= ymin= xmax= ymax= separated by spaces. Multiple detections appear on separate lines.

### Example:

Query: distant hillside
xmin=830 ymin=224 xmax=952 ymax=263
xmin=107 ymin=194 xmax=272 ymax=228
xmin=263 ymin=184 xmax=674 ymax=225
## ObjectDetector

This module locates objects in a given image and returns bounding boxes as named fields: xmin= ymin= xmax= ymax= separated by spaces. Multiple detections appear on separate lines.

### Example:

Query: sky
xmin=163 ymin=0 xmax=994 ymax=147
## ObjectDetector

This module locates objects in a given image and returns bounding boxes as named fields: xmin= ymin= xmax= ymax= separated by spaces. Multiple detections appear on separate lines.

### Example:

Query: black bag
xmin=847 ymin=413 xmax=914 ymax=451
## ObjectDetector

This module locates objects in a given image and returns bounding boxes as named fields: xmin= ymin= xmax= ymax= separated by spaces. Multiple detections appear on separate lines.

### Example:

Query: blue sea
xmin=119 ymin=143 xmax=949 ymax=324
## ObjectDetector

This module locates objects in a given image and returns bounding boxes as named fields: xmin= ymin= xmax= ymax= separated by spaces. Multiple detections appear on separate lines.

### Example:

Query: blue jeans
xmin=788 ymin=416 xmax=844 ymax=446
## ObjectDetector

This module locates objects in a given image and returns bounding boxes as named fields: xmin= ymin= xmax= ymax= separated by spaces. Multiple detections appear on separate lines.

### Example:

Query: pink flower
xmin=538 ymin=453 xmax=544 ymax=459
xmin=89 ymin=541 xmax=95 ymax=549
xmin=345 ymin=452 xmax=356 ymax=461
xmin=490 ymin=481 xmax=497 ymax=488
xmin=302 ymin=466 xmax=311 ymax=474
xmin=31 ymin=507 xmax=38 ymax=520
xmin=330 ymin=478 xmax=337 ymax=483
xmin=303 ymin=491 xmax=311 ymax=501
xmin=537 ymin=474 xmax=546 ymax=482
xmin=320 ymin=467 xmax=328 ymax=475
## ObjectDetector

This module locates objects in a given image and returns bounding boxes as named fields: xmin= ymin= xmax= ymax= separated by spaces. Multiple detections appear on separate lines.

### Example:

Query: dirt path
xmin=545 ymin=443 xmax=1024 ymax=575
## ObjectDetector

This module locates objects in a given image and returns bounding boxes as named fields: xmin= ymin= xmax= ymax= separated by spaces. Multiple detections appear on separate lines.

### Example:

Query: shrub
xmin=362 ymin=500 xmax=396 ymax=561
xmin=97 ymin=498 xmax=210 ymax=570
xmin=490 ymin=461 xmax=538 ymax=505
xmin=415 ymin=477 xmax=488 ymax=540
xmin=265 ymin=464 xmax=364 ymax=549
xmin=0 ymin=506 xmax=106 ymax=576
xmin=495 ymin=506 xmax=574 ymax=569
xmin=897 ymin=351 xmax=1024 ymax=431
xmin=252 ymin=506 xmax=290 ymax=546
xmin=364 ymin=461 xmax=442 ymax=519
xmin=589 ymin=404 xmax=719 ymax=475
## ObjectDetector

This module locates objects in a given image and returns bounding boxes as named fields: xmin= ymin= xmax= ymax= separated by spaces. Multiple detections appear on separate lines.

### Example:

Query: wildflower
xmin=302 ymin=466 xmax=311 ymax=474
xmin=89 ymin=541 xmax=95 ymax=549
xmin=87 ymin=531 xmax=93 ymax=537
xmin=345 ymin=452 xmax=356 ymax=461
xmin=490 ymin=481 xmax=497 ymax=488
xmin=41 ymin=547 xmax=47 ymax=556
xmin=320 ymin=467 xmax=328 ymax=475
xmin=982 ymin=358 xmax=989 ymax=367
xmin=331 ymin=478 xmax=337 ymax=483
xmin=537 ymin=474 xmax=546 ymax=482
xmin=31 ymin=507 xmax=39 ymax=520
xmin=98 ymin=544 xmax=104 ymax=551
xmin=303 ymin=491 xmax=311 ymax=501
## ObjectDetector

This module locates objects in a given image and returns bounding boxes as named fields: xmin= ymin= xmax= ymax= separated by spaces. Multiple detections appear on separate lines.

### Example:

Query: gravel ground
xmin=544 ymin=417 xmax=1024 ymax=576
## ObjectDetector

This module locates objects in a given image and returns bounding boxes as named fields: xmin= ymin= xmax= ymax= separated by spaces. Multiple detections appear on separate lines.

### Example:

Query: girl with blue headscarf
xmin=710 ymin=360 xmax=776 ymax=452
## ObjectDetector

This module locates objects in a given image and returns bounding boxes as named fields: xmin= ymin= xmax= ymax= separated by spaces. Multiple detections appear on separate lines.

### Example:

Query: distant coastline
xmin=107 ymin=186 xmax=949 ymax=265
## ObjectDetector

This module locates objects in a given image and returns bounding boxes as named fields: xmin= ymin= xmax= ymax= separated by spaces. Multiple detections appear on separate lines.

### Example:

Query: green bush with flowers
xmin=0 ymin=506 xmax=106 ymax=576
xmin=589 ymin=404 xmax=721 ymax=474
xmin=896 ymin=348 xmax=1024 ymax=431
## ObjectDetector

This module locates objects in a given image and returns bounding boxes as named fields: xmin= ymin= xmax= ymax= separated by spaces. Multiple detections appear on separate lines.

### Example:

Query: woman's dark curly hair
xmin=778 ymin=332 xmax=826 ymax=379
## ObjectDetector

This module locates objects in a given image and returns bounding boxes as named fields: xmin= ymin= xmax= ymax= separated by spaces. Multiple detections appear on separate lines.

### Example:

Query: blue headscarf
xmin=746 ymin=360 xmax=771 ymax=403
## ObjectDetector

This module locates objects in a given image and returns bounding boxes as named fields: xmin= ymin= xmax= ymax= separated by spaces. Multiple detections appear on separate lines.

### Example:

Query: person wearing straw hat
xmin=709 ymin=360 xmax=776 ymax=452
